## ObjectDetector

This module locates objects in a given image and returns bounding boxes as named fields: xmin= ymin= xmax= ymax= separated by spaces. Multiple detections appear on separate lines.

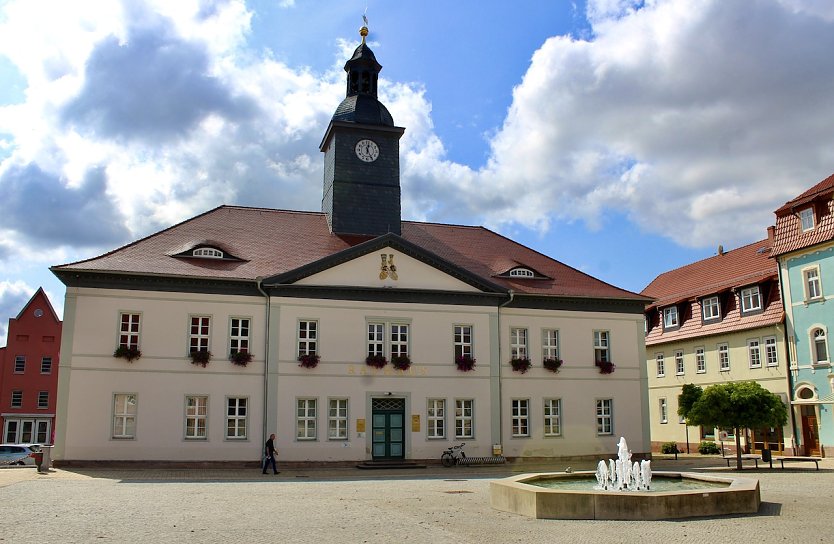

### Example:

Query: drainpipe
xmin=496 ymin=290 xmax=515 ymax=451
xmin=256 ymin=278 xmax=271 ymax=448
xmin=775 ymin=264 xmax=799 ymax=454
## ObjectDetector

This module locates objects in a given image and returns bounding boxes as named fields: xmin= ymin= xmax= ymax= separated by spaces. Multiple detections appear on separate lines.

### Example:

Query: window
xmin=656 ymin=354 xmax=665 ymax=377
xmin=543 ymin=399 xmax=562 ymax=437
xmin=37 ymin=391 xmax=48 ymax=409
xmin=328 ymin=399 xmax=348 ymax=440
xmin=702 ymin=296 xmax=721 ymax=321
xmin=454 ymin=325 xmax=473 ymax=358
xmin=740 ymin=286 xmax=762 ymax=313
xmin=229 ymin=318 xmax=250 ymax=355
xmin=511 ymin=399 xmax=530 ymax=437
xmin=367 ymin=323 xmax=384 ymax=356
xmin=596 ymin=399 xmax=613 ymax=435
xmin=427 ymin=399 xmax=445 ymax=439
xmin=748 ymin=339 xmax=761 ymax=368
xmin=14 ymin=356 xmax=24 ymax=373
xmin=659 ymin=398 xmax=668 ymax=424
xmin=189 ymin=316 xmax=211 ymax=353
xmin=113 ymin=394 xmax=137 ymax=439
xmin=799 ymin=207 xmax=815 ymax=232
xmin=226 ymin=397 xmax=247 ymax=439
xmin=696 ymin=347 xmax=706 ymax=373
xmin=509 ymin=268 xmax=535 ymax=278
xmin=542 ymin=329 xmax=559 ymax=360
xmin=675 ymin=350 xmax=684 ymax=375
xmin=193 ymin=247 xmax=224 ymax=258
xmin=297 ymin=398 xmax=317 ymax=440
xmin=11 ymin=390 xmax=22 ymax=408
xmin=663 ymin=306 xmax=679 ymax=329
xmin=40 ymin=357 xmax=52 ymax=374
xmin=390 ymin=324 xmax=409 ymax=358
xmin=119 ymin=313 xmax=141 ymax=349
xmin=718 ymin=343 xmax=730 ymax=371
xmin=455 ymin=399 xmax=474 ymax=439
xmin=764 ymin=337 xmax=778 ymax=367
xmin=510 ymin=328 xmax=528 ymax=359
xmin=812 ymin=328 xmax=829 ymax=365
xmin=594 ymin=331 xmax=610 ymax=363
xmin=298 ymin=320 xmax=318 ymax=356
xmin=804 ymin=268 xmax=822 ymax=300
xmin=185 ymin=396 xmax=208 ymax=439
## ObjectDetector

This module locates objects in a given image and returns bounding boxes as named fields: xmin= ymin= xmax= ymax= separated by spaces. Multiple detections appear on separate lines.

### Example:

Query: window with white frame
xmin=748 ymin=339 xmax=761 ymax=368
xmin=37 ymin=391 xmax=48 ymax=409
xmin=119 ymin=313 xmax=141 ymax=349
xmin=189 ymin=316 xmax=211 ymax=353
xmin=297 ymin=398 xmax=317 ymax=440
xmin=10 ymin=390 xmax=22 ymax=408
xmin=14 ymin=356 xmax=24 ymax=373
xmin=112 ymin=394 xmax=136 ymax=439
xmin=740 ymin=286 xmax=762 ymax=313
xmin=804 ymin=267 xmax=822 ymax=300
xmin=509 ymin=268 xmax=535 ymax=278
xmin=542 ymin=329 xmax=559 ymax=361
xmin=454 ymin=325 xmax=473 ymax=358
xmin=812 ymin=328 xmax=829 ymax=365
xmin=185 ymin=396 xmax=208 ymax=439
xmin=702 ymin=296 xmax=721 ymax=321
xmin=193 ymin=247 xmax=224 ymax=258
xmin=40 ymin=357 xmax=52 ymax=374
xmin=675 ymin=350 xmax=684 ymax=375
xmin=455 ymin=399 xmax=474 ymax=439
xmin=659 ymin=398 xmax=668 ymax=424
xmin=594 ymin=331 xmax=610 ymax=363
xmin=543 ymin=399 xmax=562 ymax=437
xmin=511 ymin=399 xmax=530 ymax=437
xmin=764 ymin=336 xmax=778 ymax=366
xmin=510 ymin=328 xmax=528 ymax=359
xmin=367 ymin=323 xmax=384 ymax=356
xmin=298 ymin=320 xmax=318 ymax=356
xmin=390 ymin=324 xmax=409 ymax=358
xmin=799 ymin=207 xmax=815 ymax=231
xmin=718 ymin=343 xmax=730 ymax=371
xmin=229 ymin=318 xmax=250 ymax=355
xmin=328 ymin=398 xmax=348 ymax=440
xmin=656 ymin=354 xmax=665 ymax=377
xmin=226 ymin=397 xmax=247 ymax=439
xmin=596 ymin=399 xmax=613 ymax=435
xmin=427 ymin=399 xmax=445 ymax=439
xmin=696 ymin=347 xmax=706 ymax=373
xmin=663 ymin=306 xmax=679 ymax=329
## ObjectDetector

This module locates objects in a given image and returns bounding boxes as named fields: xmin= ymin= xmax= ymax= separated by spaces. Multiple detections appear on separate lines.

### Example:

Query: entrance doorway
xmin=800 ymin=405 xmax=821 ymax=456
xmin=3 ymin=418 xmax=51 ymax=444
xmin=751 ymin=426 xmax=784 ymax=455
xmin=371 ymin=398 xmax=405 ymax=460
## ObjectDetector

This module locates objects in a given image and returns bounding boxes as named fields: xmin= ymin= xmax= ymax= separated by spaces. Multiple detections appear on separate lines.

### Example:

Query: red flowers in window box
xmin=113 ymin=346 xmax=142 ymax=362
xmin=366 ymin=354 xmax=388 ymax=369
xmin=596 ymin=360 xmax=616 ymax=374
xmin=455 ymin=354 xmax=476 ymax=372
xmin=543 ymin=358 xmax=563 ymax=373
xmin=509 ymin=357 xmax=532 ymax=374
xmin=391 ymin=355 xmax=411 ymax=371
xmin=229 ymin=350 xmax=253 ymax=367
xmin=190 ymin=350 xmax=211 ymax=367
xmin=298 ymin=353 xmax=320 ymax=369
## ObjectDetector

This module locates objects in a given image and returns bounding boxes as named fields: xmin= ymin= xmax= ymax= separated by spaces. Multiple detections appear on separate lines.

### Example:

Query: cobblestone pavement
xmin=1 ymin=455 xmax=830 ymax=544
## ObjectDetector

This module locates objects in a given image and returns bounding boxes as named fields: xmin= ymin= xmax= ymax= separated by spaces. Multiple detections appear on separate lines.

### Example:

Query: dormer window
xmin=663 ymin=306 xmax=679 ymax=329
xmin=509 ymin=268 xmax=535 ymax=278
xmin=702 ymin=296 xmax=721 ymax=321
xmin=740 ymin=286 xmax=762 ymax=313
xmin=799 ymin=207 xmax=815 ymax=232
xmin=192 ymin=247 xmax=224 ymax=259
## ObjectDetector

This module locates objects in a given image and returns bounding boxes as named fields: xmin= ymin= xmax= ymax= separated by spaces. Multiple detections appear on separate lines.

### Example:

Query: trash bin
xmin=761 ymin=448 xmax=771 ymax=463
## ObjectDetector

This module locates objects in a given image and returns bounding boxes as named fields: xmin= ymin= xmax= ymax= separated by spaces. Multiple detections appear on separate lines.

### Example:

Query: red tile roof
xmin=772 ymin=172 xmax=834 ymax=256
xmin=53 ymin=206 xmax=647 ymax=301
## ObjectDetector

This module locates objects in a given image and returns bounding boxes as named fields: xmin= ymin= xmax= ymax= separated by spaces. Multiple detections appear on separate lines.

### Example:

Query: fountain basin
xmin=490 ymin=471 xmax=760 ymax=520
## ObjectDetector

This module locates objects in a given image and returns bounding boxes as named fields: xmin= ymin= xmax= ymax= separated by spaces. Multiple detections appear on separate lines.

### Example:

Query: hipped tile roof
xmin=772 ymin=172 xmax=834 ymax=257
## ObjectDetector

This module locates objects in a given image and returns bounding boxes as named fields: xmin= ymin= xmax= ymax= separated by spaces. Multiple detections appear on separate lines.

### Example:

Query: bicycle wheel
xmin=441 ymin=452 xmax=454 ymax=467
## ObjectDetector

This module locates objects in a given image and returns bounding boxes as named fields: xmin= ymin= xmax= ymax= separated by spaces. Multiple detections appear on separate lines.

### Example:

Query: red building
xmin=0 ymin=288 xmax=62 ymax=444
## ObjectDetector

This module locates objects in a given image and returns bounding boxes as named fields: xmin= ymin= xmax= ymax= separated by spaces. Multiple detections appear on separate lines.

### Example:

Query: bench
xmin=772 ymin=456 xmax=822 ymax=470
xmin=723 ymin=454 xmax=761 ymax=468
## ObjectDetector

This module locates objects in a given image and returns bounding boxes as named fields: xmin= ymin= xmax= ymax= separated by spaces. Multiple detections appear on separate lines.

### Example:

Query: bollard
xmin=38 ymin=445 xmax=53 ymax=473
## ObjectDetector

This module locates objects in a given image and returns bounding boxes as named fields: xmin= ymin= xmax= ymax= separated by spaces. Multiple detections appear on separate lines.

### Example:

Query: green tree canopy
xmin=677 ymin=383 xmax=703 ymax=421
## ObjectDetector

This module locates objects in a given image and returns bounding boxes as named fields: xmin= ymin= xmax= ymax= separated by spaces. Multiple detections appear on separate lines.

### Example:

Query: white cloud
xmin=0 ymin=280 xmax=34 ymax=347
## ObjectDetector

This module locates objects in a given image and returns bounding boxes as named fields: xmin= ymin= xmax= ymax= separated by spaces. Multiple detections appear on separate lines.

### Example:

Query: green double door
xmin=372 ymin=398 xmax=405 ymax=460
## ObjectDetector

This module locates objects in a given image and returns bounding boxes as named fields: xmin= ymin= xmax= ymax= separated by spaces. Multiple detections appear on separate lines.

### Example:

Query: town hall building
xmin=51 ymin=25 xmax=651 ymax=465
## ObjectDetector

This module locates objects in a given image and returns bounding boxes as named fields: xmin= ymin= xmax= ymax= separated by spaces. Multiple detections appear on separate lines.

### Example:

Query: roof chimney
xmin=767 ymin=225 xmax=775 ymax=245
xmin=717 ymin=245 xmax=724 ymax=256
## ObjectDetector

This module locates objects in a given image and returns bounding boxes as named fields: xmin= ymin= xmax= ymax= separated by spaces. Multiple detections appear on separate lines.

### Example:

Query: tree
xmin=681 ymin=381 xmax=787 ymax=470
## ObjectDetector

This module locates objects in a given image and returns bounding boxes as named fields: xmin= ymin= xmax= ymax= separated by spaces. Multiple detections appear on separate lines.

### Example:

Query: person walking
xmin=262 ymin=433 xmax=279 ymax=474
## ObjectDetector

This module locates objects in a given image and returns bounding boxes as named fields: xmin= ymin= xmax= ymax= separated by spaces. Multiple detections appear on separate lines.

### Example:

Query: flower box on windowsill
xmin=509 ymin=357 xmax=532 ymax=374
xmin=113 ymin=346 xmax=142 ymax=362
xmin=229 ymin=351 xmax=253 ymax=367
xmin=455 ymin=354 xmax=476 ymax=372
xmin=298 ymin=353 xmax=320 ymax=369
xmin=596 ymin=360 xmax=616 ymax=374
xmin=190 ymin=350 xmax=211 ymax=367
xmin=366 ymin=354 xmax=388 ymax=369
xmin=542 ymin=357 xmax=563 ymax=373
xmin=391 ymin=355 xmax=411 ymax=371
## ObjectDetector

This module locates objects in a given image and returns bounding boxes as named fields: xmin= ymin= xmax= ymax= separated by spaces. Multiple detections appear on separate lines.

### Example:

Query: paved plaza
xmin=1 ymin=456 xmax=830 ymax=544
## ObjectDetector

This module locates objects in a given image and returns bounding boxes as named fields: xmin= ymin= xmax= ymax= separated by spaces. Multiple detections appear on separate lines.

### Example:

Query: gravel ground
xmin=0 ymin=456 xmax=830 ymax=544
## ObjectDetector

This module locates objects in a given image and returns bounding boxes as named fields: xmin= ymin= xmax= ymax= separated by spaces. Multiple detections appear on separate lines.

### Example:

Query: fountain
xmin=490 ymin=437 xmax=761 ymax=520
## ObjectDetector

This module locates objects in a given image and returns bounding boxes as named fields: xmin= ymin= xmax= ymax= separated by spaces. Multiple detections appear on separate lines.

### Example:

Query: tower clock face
xmin=355 ymin=139 xmax=379 ymax=162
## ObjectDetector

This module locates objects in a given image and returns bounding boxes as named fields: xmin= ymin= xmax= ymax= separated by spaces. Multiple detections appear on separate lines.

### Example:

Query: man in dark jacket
xmin=262 ymin=433 xmax=279 ymax=474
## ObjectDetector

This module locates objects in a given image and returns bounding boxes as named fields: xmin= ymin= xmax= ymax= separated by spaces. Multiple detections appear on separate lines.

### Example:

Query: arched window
xmin=509 ymin=268 xmax=535 ymax=278
xmin=193 ymin=247 xmax=224 ymax=259
xmin=796 ymin=386 xmax=815 ymax=401
xmin=812 ymin=328 xmax=828 ymax=364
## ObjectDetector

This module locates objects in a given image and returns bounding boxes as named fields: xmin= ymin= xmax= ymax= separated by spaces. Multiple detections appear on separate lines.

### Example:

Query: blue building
xmin=772 ymin=173 xmax=834 ymax=457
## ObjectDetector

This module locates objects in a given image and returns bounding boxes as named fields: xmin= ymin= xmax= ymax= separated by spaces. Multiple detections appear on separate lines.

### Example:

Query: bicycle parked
xmin=440 ymin=442 xmax=467 ymax=467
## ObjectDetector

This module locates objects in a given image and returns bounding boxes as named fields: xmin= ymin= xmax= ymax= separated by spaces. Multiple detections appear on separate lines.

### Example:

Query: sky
xmin=2 ymin=0 xmax=834 ymax=345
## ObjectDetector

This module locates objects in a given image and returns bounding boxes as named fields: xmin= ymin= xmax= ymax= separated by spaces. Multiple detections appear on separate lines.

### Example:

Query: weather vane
xmin=361 ymin=9 xmax=369 ymax=43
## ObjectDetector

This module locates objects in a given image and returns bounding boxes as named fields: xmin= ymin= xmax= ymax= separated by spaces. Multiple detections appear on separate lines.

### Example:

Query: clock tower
xmin=320 ymin=23 xmax=405 ymax=237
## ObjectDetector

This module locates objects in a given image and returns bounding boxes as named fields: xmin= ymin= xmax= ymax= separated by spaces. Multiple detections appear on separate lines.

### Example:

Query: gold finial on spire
xmin=360 ymin=11 xmax=369 ymax=43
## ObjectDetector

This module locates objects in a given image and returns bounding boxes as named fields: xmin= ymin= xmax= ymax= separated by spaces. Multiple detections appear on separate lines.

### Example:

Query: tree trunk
xmin=735 ymin=427 xmax=743 ymax=470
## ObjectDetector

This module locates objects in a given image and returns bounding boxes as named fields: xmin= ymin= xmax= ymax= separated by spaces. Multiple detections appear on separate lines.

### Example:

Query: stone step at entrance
xmin=356 ymin=460 xmax=427 ymax=470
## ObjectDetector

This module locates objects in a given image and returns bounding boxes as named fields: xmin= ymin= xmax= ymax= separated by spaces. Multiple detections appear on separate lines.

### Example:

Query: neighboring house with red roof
xmin=50 ymin=25 xmax=651 ymax=465
xmin=0 ymin=288 xmax=62 ymax=444
xmin=641 ymin=236 xmax=791 ymax=454
xmin=772 ymin=172 xmax=834 ymax=457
